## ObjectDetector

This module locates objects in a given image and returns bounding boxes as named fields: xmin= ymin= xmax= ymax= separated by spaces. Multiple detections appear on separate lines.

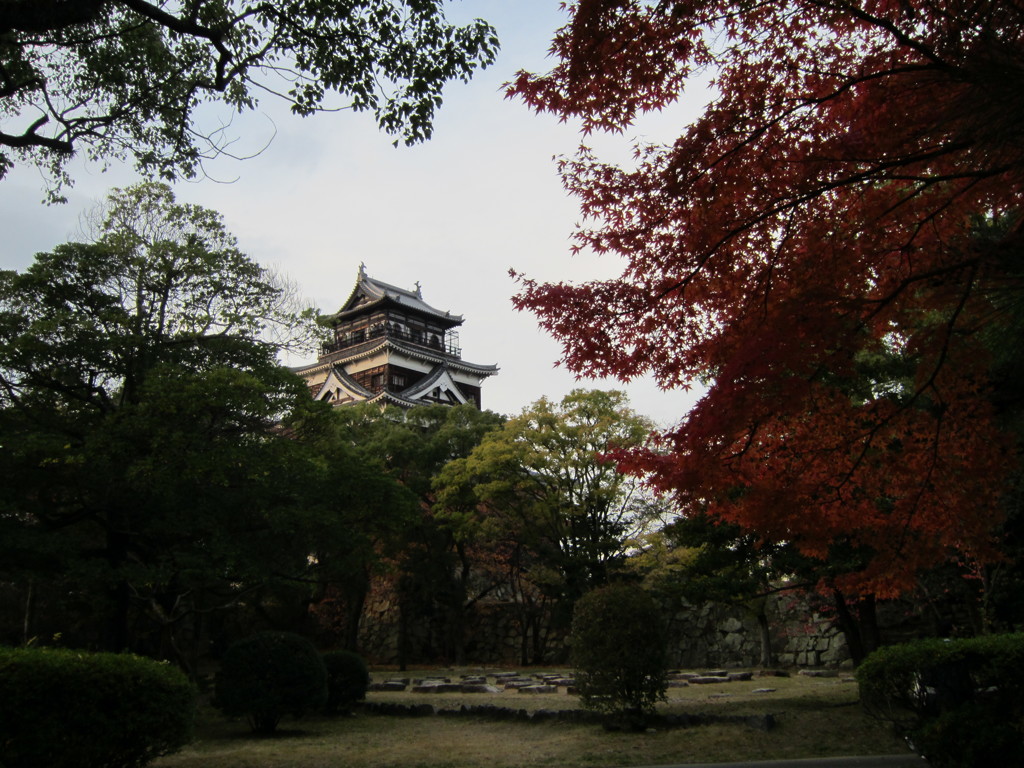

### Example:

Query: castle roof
xmin=321 ymin=264 xmax=464 ymax=328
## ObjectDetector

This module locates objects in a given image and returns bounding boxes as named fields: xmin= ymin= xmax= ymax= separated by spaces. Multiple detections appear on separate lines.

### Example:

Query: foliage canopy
xmin=435 ymin=389 xmax=662 ymax=607
xmin=510 ymin=0 xmax=1024 ymax=597
xmin=1 ymin=0 xmax=499 ymax=200
xmin=0 ymin=183 xmax=359 ymax=659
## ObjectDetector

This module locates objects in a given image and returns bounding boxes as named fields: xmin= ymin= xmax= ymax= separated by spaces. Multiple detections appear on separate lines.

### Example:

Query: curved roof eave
xmin=317 ymin=337 xmax=498 ymax=376
xmin=321 ymin=271 xmax=464 ymax=326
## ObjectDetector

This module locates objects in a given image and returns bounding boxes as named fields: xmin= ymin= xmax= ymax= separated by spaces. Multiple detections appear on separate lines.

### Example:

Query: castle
xmin=294 ymin=266 xmax=498 ymax=408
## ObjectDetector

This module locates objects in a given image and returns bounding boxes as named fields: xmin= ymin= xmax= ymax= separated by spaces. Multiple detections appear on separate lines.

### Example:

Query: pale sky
xmin=0 ymin=1 xmax=710 ymax=426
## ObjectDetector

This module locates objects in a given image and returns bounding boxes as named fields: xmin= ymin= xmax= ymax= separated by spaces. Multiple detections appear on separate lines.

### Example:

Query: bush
xmin=322 ymin=650 xmax=370 ymax=714
xmin=857 ymin=633 xmax=1024 ymax=767
xmin=213 ymin=631 xmax=327 ymax=734
xmin=570 ymin=583 xmax=668 ymax=728
xmin=0 ymin=646 xmax=195 ymax=768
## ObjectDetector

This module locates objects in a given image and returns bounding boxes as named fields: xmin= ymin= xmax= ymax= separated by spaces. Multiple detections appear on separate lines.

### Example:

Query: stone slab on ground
xmin=368 ymin=681 xmax=408 ymax=692
xmin=670 ymin=672 xmax=701 ymax=680
xmin=689 ymin=675 xmax=732 ymax=684
xmin=412 ymin=682 xmax=463 ymax=693
xmin=799 ymin=669 xmax=839 ymax=678
xmin=502 ymin=678 xmax=540 ymax=689
xmin=542 ymin=677 xmax=575 ymax=686
xmin=460 ymin=683 xmax=503 ymax=694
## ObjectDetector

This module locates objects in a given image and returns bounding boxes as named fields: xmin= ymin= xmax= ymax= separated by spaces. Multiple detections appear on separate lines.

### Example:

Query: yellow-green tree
xmin=434 ymin=389 xmax=665 ymax=660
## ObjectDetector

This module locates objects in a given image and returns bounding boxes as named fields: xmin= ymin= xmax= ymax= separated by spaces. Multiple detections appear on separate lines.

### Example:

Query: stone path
xmin=368 ymin=670 xmax=578 ymax=695
xmin=368 ymin=667 xmax=857 ymax=696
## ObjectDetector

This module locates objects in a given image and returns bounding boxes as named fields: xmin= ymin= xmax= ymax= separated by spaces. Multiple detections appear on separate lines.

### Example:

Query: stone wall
xmin=344 ymin=579 xmax=851 ymax=669
xmin=662 ymin=596 xmax=849 ymax=669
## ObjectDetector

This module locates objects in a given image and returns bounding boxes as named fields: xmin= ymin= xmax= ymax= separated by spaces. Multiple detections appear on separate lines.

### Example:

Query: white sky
xmin=0 ymin=1 xmax=710 ymax=426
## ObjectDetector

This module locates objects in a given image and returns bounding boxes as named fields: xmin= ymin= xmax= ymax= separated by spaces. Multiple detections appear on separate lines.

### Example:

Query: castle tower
xmin=295 ymin=266 xmax=498 ymax=408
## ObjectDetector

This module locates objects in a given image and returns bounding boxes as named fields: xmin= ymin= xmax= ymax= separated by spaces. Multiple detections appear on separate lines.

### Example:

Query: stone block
xmin=460 ymin=683 xmax=503 ymax=694
xmin=502 ymin=678 xmax=538 ymax=689
xmin=723 ymin=632 xmax=744 ymax=651
xmin=368 ymin=681 xmax=408 ymax=692
xmin=518 ymin=684 xmax=558 ymax=694
xmin=720 ymin=617 xmax=743 ymax=633
xmin=670 ymin=671 xmax=700 ymax=680
xmin=412 ymin=682 xmax=463 ymax=693
xmin=689 ymin=675 xmax=731 ymax=685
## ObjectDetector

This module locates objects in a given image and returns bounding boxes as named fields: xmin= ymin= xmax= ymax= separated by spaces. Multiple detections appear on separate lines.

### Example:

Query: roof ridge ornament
xmin=414 ymin=280 xmax=422 ymax=298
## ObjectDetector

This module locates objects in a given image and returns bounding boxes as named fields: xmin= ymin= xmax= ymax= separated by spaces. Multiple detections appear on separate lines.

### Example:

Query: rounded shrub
xmin=322 ymin=650 xmax=370 ymax=714
xmin=570 ymin=582 xmax=668 ymax=728
xmin=214 ymin=630 xmax=327 ymax=734
xmin=0 ymin=646 xmax=195 ymax=768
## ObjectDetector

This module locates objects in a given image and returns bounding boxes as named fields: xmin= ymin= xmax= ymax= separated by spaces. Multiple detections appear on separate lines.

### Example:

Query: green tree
xmin=434 ymin=389 xmax=662 ymax=659
xmin=308 ymin=402 xmax=503 ymax=664
xmin=1 ymin=0 xmax=499 ymax=200
xmin=269 ymin=404 xmax=421 ymax=652
xmin=0 ymin=183 xmax=348 ymax=663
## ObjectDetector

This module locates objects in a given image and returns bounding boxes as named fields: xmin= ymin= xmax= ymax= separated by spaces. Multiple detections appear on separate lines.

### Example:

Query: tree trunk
xmin=756 ymin=609 xmax=775 ymax=667
xmin=833 ymin=590 xmax=880 ymax=665
xmin=22 ymin=579 xmax=34 ymax=645
xmin=833 ymin=590 xmax=864 ymax=664
xmin=344 ymin=586 xmax=367 ymax=652
xmin=450 ymin=544 xmax=471 ymax=666
xmin=858 ymin=593 xmax=880 ymax=657
xmin=104 ymin=525 xmax=132 ymax=652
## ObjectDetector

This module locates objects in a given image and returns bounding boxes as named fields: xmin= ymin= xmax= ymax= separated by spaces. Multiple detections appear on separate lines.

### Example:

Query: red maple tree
xmin=509 ymin=1 xmax=1024 ymax=598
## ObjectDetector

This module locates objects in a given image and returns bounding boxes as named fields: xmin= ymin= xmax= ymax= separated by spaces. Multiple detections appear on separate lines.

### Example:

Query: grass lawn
xmin=155 ymin=667 xmax=912 ymax=767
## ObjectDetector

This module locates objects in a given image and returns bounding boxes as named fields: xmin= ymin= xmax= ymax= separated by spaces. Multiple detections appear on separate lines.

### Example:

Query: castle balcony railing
xmin=321 ymin=324 xmax=461 ymax=358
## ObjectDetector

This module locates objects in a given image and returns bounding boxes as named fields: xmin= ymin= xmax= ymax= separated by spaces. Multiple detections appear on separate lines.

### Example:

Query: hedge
xmin=856 ymin=633 xmax=1024 ymax=767
xmin=0 ymin=646 xmax=195 ymax=768
xmin=570 ymin=583 xmax=668 ymax=728
xmin=213 ymin=631 xmax=327 ymax=734
xmin=322 ymin=650 xmax=370 ymax=714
